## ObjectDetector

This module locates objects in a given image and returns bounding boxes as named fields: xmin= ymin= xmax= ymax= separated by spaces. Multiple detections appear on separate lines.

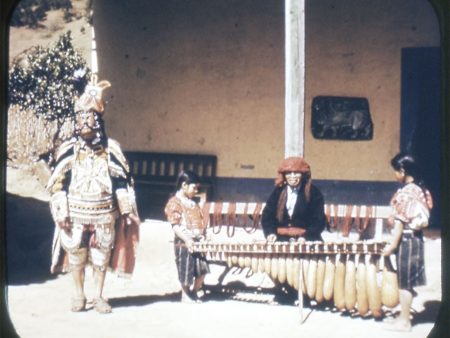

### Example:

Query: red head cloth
xmin=274 ymin=157 xmax=312 ymax=201
xmin=277 ymin=157 xmax=311 ymax=175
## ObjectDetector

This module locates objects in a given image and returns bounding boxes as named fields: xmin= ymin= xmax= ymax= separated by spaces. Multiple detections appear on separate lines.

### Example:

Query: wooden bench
xmin=124 ymin=151 xmax=217 ymax=219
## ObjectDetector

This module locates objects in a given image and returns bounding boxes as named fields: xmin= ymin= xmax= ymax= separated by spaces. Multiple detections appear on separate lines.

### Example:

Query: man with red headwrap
xmin=261 ymin=157 xmax=326 ymax=242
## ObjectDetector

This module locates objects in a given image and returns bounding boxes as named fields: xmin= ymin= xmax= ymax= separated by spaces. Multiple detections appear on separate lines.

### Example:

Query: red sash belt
xmin=276 ymin=226 xmax=306 ymax=237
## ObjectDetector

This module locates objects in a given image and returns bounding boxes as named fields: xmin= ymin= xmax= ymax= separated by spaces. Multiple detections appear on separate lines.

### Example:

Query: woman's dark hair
xmin=390 ymin=153 xmax=420 ymax=177
xmin=175 ymin=170 xmax=201 ymax=191
xmin=390 ymin=152 xmax=428 ymax=191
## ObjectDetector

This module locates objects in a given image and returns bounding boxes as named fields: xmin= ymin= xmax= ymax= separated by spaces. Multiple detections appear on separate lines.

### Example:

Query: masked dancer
xmin=47 ymin=76 xmax=140 ymax=313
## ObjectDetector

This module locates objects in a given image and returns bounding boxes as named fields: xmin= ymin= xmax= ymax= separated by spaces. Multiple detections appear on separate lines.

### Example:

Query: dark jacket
xmin=261 ymin=184 xmax=326 ymax=241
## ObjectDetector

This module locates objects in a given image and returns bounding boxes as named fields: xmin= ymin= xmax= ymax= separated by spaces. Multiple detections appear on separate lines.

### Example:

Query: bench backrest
xmin=125 ymin=151 xmax=217 ymax=184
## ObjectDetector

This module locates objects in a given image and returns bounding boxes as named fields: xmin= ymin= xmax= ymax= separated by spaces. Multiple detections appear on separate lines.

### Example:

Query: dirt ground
xmin=3 ymin=128 xmax=447 ymax=338
xmin=5 ymin=217 xmax=443 ymax=338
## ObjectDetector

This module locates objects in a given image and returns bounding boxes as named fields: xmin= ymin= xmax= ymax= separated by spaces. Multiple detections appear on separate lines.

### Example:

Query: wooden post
xmin=285 ymin=0 xmax=306 ymax=157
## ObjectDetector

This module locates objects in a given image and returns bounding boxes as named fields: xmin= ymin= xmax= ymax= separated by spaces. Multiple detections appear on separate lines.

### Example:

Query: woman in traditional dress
xmin=383 ymin=153 xmax=433 ymax=332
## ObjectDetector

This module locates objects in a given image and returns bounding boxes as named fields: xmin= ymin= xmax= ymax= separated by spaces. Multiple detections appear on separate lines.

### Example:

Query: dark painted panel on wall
xmin=311 ymin=96 xmax=373 ymax=140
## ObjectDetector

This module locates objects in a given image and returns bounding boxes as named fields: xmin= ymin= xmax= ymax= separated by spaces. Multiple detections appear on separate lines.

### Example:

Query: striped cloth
xmin=174 ymin=238 xmax=210 ymax=286
xmin=396 ymin=232 xmax=426 ymax=290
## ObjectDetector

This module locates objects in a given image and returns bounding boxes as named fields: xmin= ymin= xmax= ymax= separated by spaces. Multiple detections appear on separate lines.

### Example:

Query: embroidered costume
xmin=165 ymin=193 xmax=210 ymax=286
xmin=47 ymin=76 xmax=139 ymax=279
xmin=48 ymin=138 xmax=138 ymax=275
xmin=389 ymin=182 xmax=433 ymax=290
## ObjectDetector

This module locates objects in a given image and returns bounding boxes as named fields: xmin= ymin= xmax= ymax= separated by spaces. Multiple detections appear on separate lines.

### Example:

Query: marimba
xmin=192 ymin=239 xmax=399 ymax=320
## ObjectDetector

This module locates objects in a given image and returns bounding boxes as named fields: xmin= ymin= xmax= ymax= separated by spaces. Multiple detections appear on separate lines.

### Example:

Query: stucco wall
xmin=305 ymin=0 xmax=440 ymax=181
xmin=93 ymin=0 xmax=439 ymax=180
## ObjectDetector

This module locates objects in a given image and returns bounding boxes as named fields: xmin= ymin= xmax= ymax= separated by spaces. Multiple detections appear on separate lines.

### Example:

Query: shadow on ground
xmin=5 ymin=193 xmax=55 ymax=285
xmin=109 ymin=292 xmax=181 ymax=308
xmin=412 ymin=300 xmax=442 ymax=325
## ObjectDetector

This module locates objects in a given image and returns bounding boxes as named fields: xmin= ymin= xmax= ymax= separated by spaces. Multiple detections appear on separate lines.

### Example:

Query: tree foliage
xmin=9 ymin=31 xmax=90 ymax=126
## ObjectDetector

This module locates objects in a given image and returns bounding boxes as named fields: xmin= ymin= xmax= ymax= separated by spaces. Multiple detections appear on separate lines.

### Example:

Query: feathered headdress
xmin=74 ymin=74 xmax=111 ymax=114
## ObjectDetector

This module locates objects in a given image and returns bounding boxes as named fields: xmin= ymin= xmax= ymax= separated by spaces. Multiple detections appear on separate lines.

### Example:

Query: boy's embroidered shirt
xmin=165 ymin=192 xmax=205 ymax=233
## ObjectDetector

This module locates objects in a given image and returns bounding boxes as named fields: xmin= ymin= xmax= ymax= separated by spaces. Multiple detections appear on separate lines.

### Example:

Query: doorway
xmin=400 ymin=46 xmax=441 ymax=228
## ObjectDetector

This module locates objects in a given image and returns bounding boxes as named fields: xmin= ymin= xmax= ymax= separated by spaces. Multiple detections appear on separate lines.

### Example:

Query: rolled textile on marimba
xmin=356 ymin=255 xmax=369 ymax=316
xmin=231 ymin=247 xmax=238 ymax=266
xmin=258 ymin=254 xmax=265 ymax=273
xmin=264 ymin=254 xmax=271 ymax=275
xmin=278 ymin=255 xmax=287 ymax=284
xmin=306 ymin=257 xmax=318 ymax=299
xmin=366 ymin=255 xmax=382 ymax=318
xmin=286 ymin=256 xmax=294 ymax=287
xmin=244 ymin=244 xmax=252 ymax=268
xmin=381 ymin=256 xmax=399 ymax=308
xmin=323 ymin=255 xmax=335 ymax=301
xmin=270 ymin=256 xmax=279 ymax=280
xmin=315 ymin=256 xmax=326 ymax=303
xmin=301 ymin=258 xmax=309 ymax=295
xmin=344 ymin=254 xmax=357 ymax=311
xmin=292 ymin=257 xmax=301 ymax=291
xmin=333 ymin=254 xmax=346 ymax=311
xmin=238 ymin=245 xmax=246 ymax=268
xmin=251 ymin=254 xmax=259 ymax=273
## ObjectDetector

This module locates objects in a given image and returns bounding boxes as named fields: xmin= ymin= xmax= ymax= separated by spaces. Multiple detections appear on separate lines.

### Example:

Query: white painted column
xmin=285 ymin=0 xmax=305 ymax=157
xmin=91 ymin=25 xmax=98 ymax=75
